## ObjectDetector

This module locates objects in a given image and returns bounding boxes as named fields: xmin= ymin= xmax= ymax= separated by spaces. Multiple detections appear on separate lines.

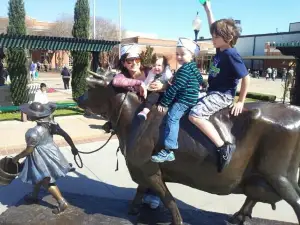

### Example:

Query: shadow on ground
xmin=0 ymin=171 xmax=296 ymax=225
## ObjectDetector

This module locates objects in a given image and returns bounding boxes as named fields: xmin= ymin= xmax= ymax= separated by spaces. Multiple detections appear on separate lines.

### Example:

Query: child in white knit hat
xmin=151 ymin=38 xmax=203 ymax=163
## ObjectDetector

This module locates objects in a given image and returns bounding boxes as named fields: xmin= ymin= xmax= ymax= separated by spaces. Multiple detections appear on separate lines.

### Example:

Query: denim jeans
xmin=164 ymin=102 xmax=190 ymax=150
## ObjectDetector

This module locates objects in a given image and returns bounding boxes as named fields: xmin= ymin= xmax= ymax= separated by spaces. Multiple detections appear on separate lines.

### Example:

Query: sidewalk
xmin=33 ymin=71 xmax=73 ymax=102
xmin=0 ymin=115 xmax=115 ymax=156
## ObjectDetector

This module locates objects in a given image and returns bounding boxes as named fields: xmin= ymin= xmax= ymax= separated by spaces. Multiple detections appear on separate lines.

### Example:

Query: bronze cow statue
xmin=77 ymin=73 xmax=300 ymax=225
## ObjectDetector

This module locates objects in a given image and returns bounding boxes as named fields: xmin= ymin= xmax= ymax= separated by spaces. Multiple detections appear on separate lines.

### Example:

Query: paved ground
xmin=33 ymin=72 xmax=73 ymax=102
xmin=0 ymin=140 xmax=298 ymax=224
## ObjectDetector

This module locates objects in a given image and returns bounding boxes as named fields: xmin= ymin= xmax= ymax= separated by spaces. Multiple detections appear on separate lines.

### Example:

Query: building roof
xmin=0 ymin=34 xmax=119 ymax=51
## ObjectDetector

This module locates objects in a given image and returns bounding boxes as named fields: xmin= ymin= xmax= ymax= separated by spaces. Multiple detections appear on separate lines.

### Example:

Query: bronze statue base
xmin=0 ymin=192 xmax=296 ymax=225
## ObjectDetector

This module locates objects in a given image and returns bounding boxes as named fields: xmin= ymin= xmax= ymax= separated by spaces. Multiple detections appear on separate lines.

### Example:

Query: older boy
xmin=189 ymin=1 xmax=250 ymax=173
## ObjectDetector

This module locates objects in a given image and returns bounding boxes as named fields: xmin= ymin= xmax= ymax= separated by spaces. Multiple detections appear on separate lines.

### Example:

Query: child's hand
xmin=231 ymin=101 xmax=244 ymax=116
xmin=12 ymin=157 xmax=19 ymax=164
xmin=149 ymin=81 xmax=163 ymax=91
xmin=71 ymin=148 xmax=79 ymax=156
xmin=157 ymin=105 xmax=167 ymax=113
xmin=203 ymin=0 xmax=211 ymax=11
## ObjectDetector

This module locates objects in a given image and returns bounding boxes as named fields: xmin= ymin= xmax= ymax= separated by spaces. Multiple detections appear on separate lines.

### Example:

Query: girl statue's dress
xmin=19 ymin=124 xmax=71 ymax=185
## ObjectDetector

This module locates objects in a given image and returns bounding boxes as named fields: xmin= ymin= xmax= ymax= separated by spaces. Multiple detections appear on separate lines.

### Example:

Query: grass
xmin=0 ymin=107 xmax=84 ymax=121
xmin=239 ymin=97 xmax=257 ymax=103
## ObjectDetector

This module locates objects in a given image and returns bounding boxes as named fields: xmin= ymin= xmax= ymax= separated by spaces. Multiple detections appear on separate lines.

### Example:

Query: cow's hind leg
xmin=228 ymin=197 xmax=257 ymax=225
xmin=147 ymin=172 xmax=183 ymax=225
xmin=268 ymin=175 xmax=300 ymax=223
xmin=128 ymin=184 xmax=147 ymax=215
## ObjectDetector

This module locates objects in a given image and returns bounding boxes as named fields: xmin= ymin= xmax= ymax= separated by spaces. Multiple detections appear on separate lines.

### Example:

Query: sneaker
xmin=151 ymin=149 xmax=175 ymax=163
xmin=217 ymin=142 xmax=236 ymax=173
xmin=137 ymin=111 xmax=147 ymax=120
xmin=142 ymin=194 xmax=160 ymax=209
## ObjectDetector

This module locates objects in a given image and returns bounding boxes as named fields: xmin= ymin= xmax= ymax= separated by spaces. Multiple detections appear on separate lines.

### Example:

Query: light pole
xmin=192 ymin=12 xmax=202 ymax=42
xmin=118 ymin=0 xmax=122 ymax=58
xmin=93 ymin=0 xmax=96 ymax=39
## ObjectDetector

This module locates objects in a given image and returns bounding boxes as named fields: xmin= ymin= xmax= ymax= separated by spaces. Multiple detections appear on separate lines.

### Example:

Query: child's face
xmin=212 ymin=33 xmax=231 ymax=49
xmin=176 ymin=47 xmax=193 ymax=65
xmin=152 ymin=58 xmax=165 ymax=74
xmin=41 ymin=86 xmax=47 ymax=93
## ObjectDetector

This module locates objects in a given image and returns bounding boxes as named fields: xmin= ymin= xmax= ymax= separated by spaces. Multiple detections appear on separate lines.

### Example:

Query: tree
xmin=7 ymin=0 xmax=28 ymax=105
xmin=93 ymin=17 xmax=120 ymax=40
xmin=46 ymin=15 xmax=74 ymax=38
xmin=99 ymin=46 xmax=119 ymax=70
xmin=71 ymin=0 xmax=90 ymax=100
xmin=140 ymin=45 xmax=156 ymax=69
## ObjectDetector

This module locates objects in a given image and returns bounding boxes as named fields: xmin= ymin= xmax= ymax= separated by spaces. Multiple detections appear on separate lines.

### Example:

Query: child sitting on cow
xmin=137 ymin=55 xmax=173 ymax=120
xmin=151 ymin=38 xmax=203 ymax=163
xmin=188 ymin=1 xmax=250 ymax=173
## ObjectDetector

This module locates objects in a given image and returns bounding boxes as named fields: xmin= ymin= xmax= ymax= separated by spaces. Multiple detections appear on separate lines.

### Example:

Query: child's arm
xmin=51 ymin=123 xmax=78 ymax=155
xmin=159 ymin=68 xmax=189 ymax=107
xmin=12 ymin=146 xmax=34 ymax=163
xmin=231 ymin=75 xmax=250 ymax=116
xmin=143 ymin=72 xmax=155 ymax=87
xmin=203 ymin=1 xmax=215 ymax=28
xmin=13 ymin=128 xmax=38 ymax=163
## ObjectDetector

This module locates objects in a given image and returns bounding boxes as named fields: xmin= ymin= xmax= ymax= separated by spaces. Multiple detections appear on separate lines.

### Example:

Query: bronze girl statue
xmin=12 ymin=102 xmax=78 ymax=214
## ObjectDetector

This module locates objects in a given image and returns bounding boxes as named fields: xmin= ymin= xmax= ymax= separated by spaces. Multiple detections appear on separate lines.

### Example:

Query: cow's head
xmin=76 ymin=71 xmax=116 ymax=120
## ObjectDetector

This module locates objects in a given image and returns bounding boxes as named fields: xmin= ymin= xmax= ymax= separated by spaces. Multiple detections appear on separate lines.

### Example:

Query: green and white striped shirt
xmin=160 ymin=62 xmax=203 ymax=107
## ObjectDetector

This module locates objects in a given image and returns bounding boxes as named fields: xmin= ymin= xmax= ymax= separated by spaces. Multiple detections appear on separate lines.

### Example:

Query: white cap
xmin=120 ymin=43 xmax=140 ymax=58
xmin=177 ymin=37 xmax=200 ymax=56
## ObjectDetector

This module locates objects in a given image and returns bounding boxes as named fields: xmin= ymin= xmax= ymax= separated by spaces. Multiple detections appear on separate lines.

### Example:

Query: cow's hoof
xmin=128 ymin=206 xmax=140 ymax=216
xmin=170 ymin=221 xmax=183 ymax=225
xmin=228 ymin=212 xmax=251 ymax=225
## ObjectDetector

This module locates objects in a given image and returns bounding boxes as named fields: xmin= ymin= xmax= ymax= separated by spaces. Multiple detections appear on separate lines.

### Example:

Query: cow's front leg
xmin=128 ymin=184 xmax=147 ymax=215
xmin=147 ymin=171 xmax=183 ymax=225
xmin=228 ymin=197 xmax=257 ymax=224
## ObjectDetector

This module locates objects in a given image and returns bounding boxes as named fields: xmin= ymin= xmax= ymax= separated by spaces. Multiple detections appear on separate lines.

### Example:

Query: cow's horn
xmin=88 ymin=70 xmax=105 ymax=80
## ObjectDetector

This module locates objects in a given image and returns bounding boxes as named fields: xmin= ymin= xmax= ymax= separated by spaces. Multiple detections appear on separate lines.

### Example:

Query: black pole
xmin=194 ymin=29 xmax=199 ymax=42
xmin=294 ymin=58 xmax=300 ymax=106
xmin=91 ymin=51 xmax=99 ymax=73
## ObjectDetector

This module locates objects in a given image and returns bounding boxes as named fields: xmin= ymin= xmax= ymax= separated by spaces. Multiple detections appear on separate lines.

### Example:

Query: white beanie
xmin=120 ymin=43 xmax=140 ymax=58
xmin=177 ymin=37 xmax=200 ymax=56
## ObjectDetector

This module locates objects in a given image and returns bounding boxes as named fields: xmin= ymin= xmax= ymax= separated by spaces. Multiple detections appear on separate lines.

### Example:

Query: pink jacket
xmin=112 ymin=73 xmax=145 ymax=93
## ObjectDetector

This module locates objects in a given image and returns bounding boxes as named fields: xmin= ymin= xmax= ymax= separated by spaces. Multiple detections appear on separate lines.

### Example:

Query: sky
xmin=0 ymin=0 xmax=299 ymax=40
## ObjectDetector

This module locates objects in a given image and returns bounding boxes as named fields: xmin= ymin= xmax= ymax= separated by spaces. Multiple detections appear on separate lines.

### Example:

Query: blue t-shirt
xmin=207 ymin=48 xmax=248 ymax=96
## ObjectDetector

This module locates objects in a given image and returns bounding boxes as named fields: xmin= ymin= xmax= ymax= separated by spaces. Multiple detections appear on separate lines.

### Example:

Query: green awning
xmin=0 ymin=34 xmax=119 ymax=52
xmin=270 ymin=41 xmax=300 ymax=48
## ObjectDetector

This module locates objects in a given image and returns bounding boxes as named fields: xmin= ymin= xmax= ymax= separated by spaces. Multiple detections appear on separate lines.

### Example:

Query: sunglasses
xmin=125 ymin=58 xmax=141 ymax=64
